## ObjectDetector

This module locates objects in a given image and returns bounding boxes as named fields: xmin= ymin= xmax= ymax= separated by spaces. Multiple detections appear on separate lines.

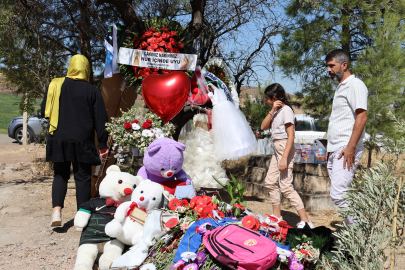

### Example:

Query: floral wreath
xmin=206 ymin=64 xmax=232 ymax=92
xmin=119 ymin=17 xmax=196 ymax=92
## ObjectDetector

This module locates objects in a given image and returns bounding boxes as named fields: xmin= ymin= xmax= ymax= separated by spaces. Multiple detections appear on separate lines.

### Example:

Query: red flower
xmin=196 ymin=198 xmax=207 ymax=208
xmin=180 ymin=199 xmax=189 ymax=207
xmin=141 ymin=120 xmax=152 ymax=129
xmin=217 ymin=210 xmax=225 ymax=219
xmin=269 ymin=232 xmax=280 ymax=238
xmin=160 ymin=27 xmax=168 ymax=32
xmin=278 ymin=221 xmax=288 ymax=228
xmin=173 ymin=48 xmax=180 ymax=53
xmin=177 ymin=265 xmax=184 ymax=270
xmin=156 ymin=48 xmax=164 ymax=53
xmin=162 ymin=69 xmax=171 ymax=74
xmin=200 ymin=206 xmax=213 ymax=219
xmin=178 ymin=41 xmax=184 ymax=49
xmin=165 ymin=42 xmax=172 ymax=49
xmin=168 ymin=198 xmax=181 ymax=210
xmin=266 ymin=214 xmax=279 ymax=223
xmin=158 ymin=41 xmax=166 ymax=47
xmin=147 ymin=37 xmax=156 ymax=44
xmin=151 ymin=43 xmax=158 ymax=50
xmin=196 ymin=206 xmax=205 ymax=214
xmin=242 ymin=215 xmax=256 ymax=229
xmin=144 ymin=31 xmax=153 ymax=37
xmin=170 ymin=31 xmax=178 ymax=37
xmin=299 ymin=249 xmax=313 ymax=257
xmin=165 ymin=218 xmax=178 ymax=228
xmin=162 ymin=32 xmax=170 ymax=40
xmin=124 ymin=122 xmax=132 ymax=131
xmin=168 ymin=48 xmax=176 ymax=53
xmin=154 ymin=32 xmax=162 ymax=37
xmin=141 ymin=41 xmax=148 ymax=48
xmin=132 ymin=120 xmax=139 ymax=124
xmin=133 ymin=40 xmax=140 ymax=48
xmin=146 ymin=46 xmax=155 ymax=52
xmin=170 ymin=38 xmax=177 ymax=46
xmin=143 ymin=72 xmax=151 ymax=78
xmin=190 ymin=196 xmax=200 ymax=209
xmin=149 ymin=27 xmax=156 ymax=32
xmin=233 ymin=204 xmax=245 ymax=210
xmin=252 ymin=219 xmax=261 ymax=231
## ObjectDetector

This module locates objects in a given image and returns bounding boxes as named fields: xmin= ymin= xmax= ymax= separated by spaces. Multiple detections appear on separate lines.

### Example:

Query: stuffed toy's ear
xmin=147 ymin=143 xmax=161 ymax=154
xmin=174 ymin=142 xmax=186 ymax=152
xmin=106 ymin=165 xmax=121 ymax=174
xmin=136 ymin=175 xmax=144 ymax=182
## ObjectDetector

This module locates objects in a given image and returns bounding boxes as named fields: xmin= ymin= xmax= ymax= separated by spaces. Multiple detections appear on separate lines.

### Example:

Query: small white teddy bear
xmin=105 ymin=179 xmax=165 ymax=246
xmin=73 ymin=165 xmax=142 ymax=270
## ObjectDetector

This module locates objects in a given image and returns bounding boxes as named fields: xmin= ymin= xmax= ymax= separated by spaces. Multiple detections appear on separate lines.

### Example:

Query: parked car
xmin=294 ymin=114 xmax=327 ymax=144
xmin=8 ymin=113 xmax=48 ymax=144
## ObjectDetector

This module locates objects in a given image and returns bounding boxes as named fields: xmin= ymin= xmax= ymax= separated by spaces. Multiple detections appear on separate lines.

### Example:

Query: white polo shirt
xmin=327 ymin=75 xmax=368 ymax=152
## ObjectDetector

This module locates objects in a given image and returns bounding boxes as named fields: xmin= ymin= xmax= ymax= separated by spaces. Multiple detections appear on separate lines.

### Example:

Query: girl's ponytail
xmin=264 ymin=83 xmax=294 ymax=112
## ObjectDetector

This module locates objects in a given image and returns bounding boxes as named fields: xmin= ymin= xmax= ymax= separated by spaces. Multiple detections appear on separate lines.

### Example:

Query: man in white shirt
xmin=325 ymin=49 xmax=368 ymax=225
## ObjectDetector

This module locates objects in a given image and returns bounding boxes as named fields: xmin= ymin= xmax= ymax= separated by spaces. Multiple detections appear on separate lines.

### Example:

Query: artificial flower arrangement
xmin=119 ymin=17 xmax=195 ymax=90
xmin=105 ymin=107 xmax=175 ymax=154
xmin=206 ymin=64 xmax=232 ymax=92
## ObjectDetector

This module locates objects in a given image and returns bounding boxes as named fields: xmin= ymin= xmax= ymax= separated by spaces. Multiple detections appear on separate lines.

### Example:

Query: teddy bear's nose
xmin=167 ymin=172 xmax=173 ymax=177
xmin=124 ymin=188 xmax=132 ymax=196
xmin=140 ymin=197 xmax=144 ymax=201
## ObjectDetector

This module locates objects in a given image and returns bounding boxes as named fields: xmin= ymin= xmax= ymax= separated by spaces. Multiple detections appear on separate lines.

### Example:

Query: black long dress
xmin=40 ymin=78 xmax=108 ymax=165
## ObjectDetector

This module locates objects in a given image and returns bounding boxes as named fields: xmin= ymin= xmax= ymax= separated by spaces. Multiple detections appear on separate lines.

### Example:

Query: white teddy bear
xmin=73 ymin=165 xmax=142 ymax=270
xmin=105 ymin=179 xmax=165 ymax=246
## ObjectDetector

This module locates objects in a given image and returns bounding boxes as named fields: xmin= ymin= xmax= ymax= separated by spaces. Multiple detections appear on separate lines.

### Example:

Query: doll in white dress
xmin=207 ymin=83 xmax=257 ymax=161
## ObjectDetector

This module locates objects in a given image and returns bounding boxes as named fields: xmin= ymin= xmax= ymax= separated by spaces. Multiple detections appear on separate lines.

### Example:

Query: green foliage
xmin=320 ymin=161 xmax=405 ymax=269
xmin=353 ymin=11 xmax=405 ymax=164
xmin=288 ymin=233 xmax=329 ymax=251
xmin=212 ymin=174 xmax=247 ymax=218
xmin=240 ymin=83 xmax=271 ymax=135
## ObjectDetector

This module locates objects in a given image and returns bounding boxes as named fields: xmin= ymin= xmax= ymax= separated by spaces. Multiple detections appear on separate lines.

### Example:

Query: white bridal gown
xmin=182 ymin=114 xmax=229 ymax=190
xmin=207 ymin=84 xmax=257 ymax=161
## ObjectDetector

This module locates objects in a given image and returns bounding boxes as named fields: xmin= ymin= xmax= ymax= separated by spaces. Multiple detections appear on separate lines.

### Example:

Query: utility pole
xmin=22 ymin=95 xmax=27 ymax=147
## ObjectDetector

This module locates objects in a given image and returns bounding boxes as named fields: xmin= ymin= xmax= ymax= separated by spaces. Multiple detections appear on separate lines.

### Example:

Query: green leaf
xmin=212 ymin=175 xmax=226 ymax=188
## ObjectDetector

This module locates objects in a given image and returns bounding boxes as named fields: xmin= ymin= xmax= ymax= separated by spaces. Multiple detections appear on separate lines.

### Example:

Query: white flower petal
xmin=140 ymin=263 xmax=156 ymax=270
xmin=132 ymin=123 xmax=140 ymax=130
xmin=181 ymin=251 xmax=197 ymax=261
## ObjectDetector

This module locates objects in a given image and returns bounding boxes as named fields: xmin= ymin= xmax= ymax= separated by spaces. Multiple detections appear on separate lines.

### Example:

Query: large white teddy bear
xmin=105 ymin=179 xmax=165 ymax=246
xmin=73 ymin=165 xmax=142 ymax=270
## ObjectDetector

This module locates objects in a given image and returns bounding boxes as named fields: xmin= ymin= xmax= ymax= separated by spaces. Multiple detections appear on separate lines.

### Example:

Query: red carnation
xmin=168 ymin=198 xmax=181 ymax=211
xmin=233 ymin=203 xmax=245 ymax=210
xmin=151 ymin=43 xmax=158 ymax=50
xmin=189 ymin=196 xmax=200 ymax=209
xmin=154 ymin=32 xmax=162 ymax=37
xmin=170 ymin=31 xmax=178 ymax=37
xmin=217 ymin=210 xmax=225 ymax=219
xmin=173 ymin=48 xmax=180 ymax=53
xmin=124 ymin=122 xmax=132 ymax=131
xmin=165 ymin=42 xmax=172 ymax=49
xmin=140 ymin=42 xmax=148 ymax=48
xmin=278 ymin=221 xmax=288 ymax=228
xmin=180 ymin=199 xmax=189 ymax=207
xmin=252 ymin=219 xmax=261 ymax=231
xmin=165 ymin=218 xmax=178 ymax=228
xmin=242 ymin=215 xmax=256 ymax=229
xmin=156 ymin=48 xmax=164 ymax=53
xmin=149 ymin=27 xmax=156 ymax=32
xmin=158 ymin=41 xmax=165 ymax=47
xmin=178 ymin=41 xmax=184 ymax=49
xmin=146 ymin=46 xmax=155 ymax=52
xmin=132 ymin=120 xmax=139 ymax=124
xmin=162 ymin=32 xmax=170 ymax=40
xmin=196 ymin=198 xmax=207 ymax=208
xmin=144 ymin=31 xmax=153 ymax=37
xmin=196 ymin=206 xmax=205 ymax=214
xmin=147 ymin=37 xmax=156 ymax=44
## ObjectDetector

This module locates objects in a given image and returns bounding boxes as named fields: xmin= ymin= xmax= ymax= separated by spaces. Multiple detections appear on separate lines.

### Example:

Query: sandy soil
xmin=0 ymin=134 xmax=403 ymax=269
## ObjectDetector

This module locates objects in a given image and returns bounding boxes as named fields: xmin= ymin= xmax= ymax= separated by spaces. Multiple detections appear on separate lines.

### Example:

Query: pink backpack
xmin=202 ymin=224 xmax=277 ymax=270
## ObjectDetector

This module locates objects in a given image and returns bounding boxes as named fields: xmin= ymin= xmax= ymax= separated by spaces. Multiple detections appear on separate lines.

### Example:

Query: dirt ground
xmin=0 ymin=134 xmax=403 ymax=269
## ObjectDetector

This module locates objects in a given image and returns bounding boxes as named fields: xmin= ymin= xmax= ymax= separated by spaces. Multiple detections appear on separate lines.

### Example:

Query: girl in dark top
xmin=40 ymin=55 xmax=109 ymax=227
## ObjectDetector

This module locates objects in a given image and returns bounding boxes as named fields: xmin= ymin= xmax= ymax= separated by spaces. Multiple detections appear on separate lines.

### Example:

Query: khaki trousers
xmin=264 ymin=139 xmax=304 ymax=211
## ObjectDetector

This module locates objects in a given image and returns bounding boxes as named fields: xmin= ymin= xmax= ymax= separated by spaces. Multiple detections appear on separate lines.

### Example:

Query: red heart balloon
xmin=142 ymin=72 xmax=190 ymax=123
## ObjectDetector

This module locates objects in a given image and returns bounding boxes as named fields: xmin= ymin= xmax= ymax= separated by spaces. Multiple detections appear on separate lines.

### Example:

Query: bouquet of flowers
xmin=106 ymin=107 xmax=175 ymax=154
xmin=206 ymin=64 xmax=232 ymax=92
xmin=119 ymin=18 xmax=195 ymax=89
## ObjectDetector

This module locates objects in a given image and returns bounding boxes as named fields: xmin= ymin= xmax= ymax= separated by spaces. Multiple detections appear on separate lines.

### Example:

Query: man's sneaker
xmin=297 ymin=221 xmax=314 ymax=229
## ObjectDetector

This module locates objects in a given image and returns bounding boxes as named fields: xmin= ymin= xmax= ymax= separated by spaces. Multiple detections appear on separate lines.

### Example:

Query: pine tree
xmin=354 ymin=11 xmax=405 ymax=168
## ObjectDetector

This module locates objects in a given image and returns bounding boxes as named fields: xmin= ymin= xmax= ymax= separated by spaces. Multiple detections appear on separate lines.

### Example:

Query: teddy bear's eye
xmin=133 ymin=184 xmax=137 ymax=189
xmin=141 ymin=190 xmax=143 ymax=193
xmin=118 ymin=180 xmax=123 ymax=184
xmin=161 ymin=168 xmax=165 ymax=171
xmin=153 ymin=197 xmax=156 ymax=200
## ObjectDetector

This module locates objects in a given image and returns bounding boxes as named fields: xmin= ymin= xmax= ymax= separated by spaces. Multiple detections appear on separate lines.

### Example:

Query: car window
xmin=314 ymin=121 xmax=326 ymax=132
xmin=295 ymin=120 xmax=312 ymax=131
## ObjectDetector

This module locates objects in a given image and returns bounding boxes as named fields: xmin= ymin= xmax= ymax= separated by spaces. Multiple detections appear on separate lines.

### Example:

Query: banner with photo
xmin=117 ymin=48 xmax=197 ymax=71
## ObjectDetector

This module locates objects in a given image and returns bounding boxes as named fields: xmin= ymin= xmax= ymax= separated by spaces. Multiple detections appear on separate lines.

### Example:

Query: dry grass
xmin=31 ymin=155 xmax=54 ymax=176
xmin=358 ymin=149 xmax=405 ymax=176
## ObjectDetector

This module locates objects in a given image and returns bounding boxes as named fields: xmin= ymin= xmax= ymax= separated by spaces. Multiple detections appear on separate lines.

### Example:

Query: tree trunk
xmin=95 ymin=0 xmax=140 ymax=27
xmin=189 ymin=0 xmax=207 ymax=38
xmin=78 ymin=0 xmax=94 ymax=83
xmin=367 ymin=147 xmax=373 ymax=169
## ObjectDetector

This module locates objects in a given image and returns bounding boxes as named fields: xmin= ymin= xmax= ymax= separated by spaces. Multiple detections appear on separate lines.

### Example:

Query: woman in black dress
xmin=41 ymin=55 xmax=109 ymax=227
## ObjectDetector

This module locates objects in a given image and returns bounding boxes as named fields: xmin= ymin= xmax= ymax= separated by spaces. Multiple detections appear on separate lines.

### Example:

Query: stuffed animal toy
xmin=104 ymin=179 xmax=165 ymax=246
xmin=137 ymin=138 xmax=192 ymax=187
xmin=73 ymin=165 xmax=142 ymax=270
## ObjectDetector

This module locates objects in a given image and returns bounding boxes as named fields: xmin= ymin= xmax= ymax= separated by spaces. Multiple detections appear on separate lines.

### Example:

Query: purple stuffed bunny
xmin=137 ymin=138 xmax=192 ymax=185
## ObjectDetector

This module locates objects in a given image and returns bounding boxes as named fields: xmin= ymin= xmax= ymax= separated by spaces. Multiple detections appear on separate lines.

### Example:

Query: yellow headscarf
xmin=45 ymin=54 xmax=90 ymax=134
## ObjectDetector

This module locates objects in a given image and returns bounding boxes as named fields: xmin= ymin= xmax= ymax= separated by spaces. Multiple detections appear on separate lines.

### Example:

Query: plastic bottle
xmin=313 ymin=139 xmax=327 ymax=164
xmin=294 ymin=143 xmax=302 ymax=164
